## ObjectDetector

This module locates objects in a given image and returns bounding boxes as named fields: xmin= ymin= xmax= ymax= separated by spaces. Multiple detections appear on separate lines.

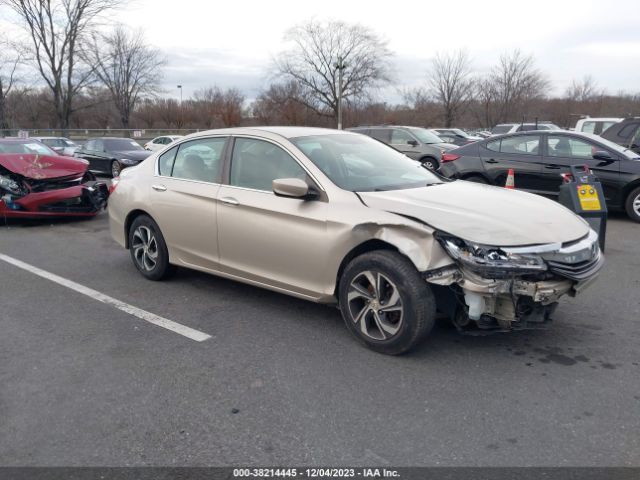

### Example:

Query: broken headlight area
xmin=428 ymin=232 xmax=602 ymax=334
xmin=436 ymin=234 xmax=547 ymax=278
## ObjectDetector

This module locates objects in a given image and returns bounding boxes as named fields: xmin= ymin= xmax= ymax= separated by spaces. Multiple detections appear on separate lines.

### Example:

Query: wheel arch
xmin=621 ymin=179 xmax=640 ymax=207
xmin=124 ymin=209 xmax=155 ymax=249
xmin=334 ymin=239 xmax=399 ymax=297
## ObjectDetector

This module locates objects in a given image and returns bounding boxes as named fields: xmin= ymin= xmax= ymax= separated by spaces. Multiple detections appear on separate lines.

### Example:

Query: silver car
xmin=109 ymin=127 xmax=603 ymax=354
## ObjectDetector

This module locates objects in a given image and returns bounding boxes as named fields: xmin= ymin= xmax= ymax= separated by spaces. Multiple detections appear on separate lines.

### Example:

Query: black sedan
xmin=74 ymin=137 xmax=152 ymax=177
xmin=438 ymin=130 xmax=640 ymax=222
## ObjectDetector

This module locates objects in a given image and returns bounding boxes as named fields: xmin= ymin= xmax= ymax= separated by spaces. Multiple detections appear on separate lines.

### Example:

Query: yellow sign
xmin=577 ymin=184 xmax=601 ymax=211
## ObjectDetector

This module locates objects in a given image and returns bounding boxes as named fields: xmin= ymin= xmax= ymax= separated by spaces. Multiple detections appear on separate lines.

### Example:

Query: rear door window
xmin=369 ymin=129 xmax=391 ymax=143
xmin=499 ymin=136 xmax=540 ymax=155
xmin=171 ymin=137 xmax=226 ymax=183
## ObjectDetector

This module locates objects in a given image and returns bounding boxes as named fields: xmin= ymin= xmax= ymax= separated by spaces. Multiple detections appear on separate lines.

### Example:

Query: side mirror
xmin=272 ymin=178 xmax=313 ymax=199
xmin=407 ymin=139 xmax=419 ymax=147
xmin=592 ymin=150 xmax=614 ymax=161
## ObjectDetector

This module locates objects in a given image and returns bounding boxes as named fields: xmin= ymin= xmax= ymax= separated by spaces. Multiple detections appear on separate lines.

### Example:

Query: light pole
xmin=177 ymin=85 xmax=183 ymax=128
xmin=334 ymin=56 xmax=347 ymax=130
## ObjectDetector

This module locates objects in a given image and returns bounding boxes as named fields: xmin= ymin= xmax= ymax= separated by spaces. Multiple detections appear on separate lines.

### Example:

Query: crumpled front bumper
xmin=424 ymin=254 xmax=603 ymax=333
xmin=0 ymin=181 xmax=109 ymax=218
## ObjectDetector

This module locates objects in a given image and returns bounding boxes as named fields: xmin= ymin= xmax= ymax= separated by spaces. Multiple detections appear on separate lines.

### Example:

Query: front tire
xmin=128 ymin=215 xmax=175 ymax=281
xmin=338 ymin=251 xmax=436 ymax=355
xmin=625 ymin=186 xmax=640 ymax=222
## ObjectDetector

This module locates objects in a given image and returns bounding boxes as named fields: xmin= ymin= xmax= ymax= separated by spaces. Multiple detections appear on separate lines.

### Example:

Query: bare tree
xmin=274 ymin=20 xmax=393 ymax=123
xmin=486 ymin=49 xmax=549 ymax=123
xmin=83 ymin=25 xmax=165 ymax=129
xmin=1 ymin=0 xmax=123 ymax=131
xmin=566 ymin=75 xmax=603 ymax=102
xmin=192 ymin=86 xmax=245 ymax=128
xmin=427 ymin=50 xmax=474 ymax=127
xmin=0 ymin=37 xmax=22 ymax=132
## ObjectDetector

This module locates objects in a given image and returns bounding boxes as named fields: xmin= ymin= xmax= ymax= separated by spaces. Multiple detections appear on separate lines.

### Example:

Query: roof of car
xmin=0 ymin=137 xmax=45 ymax=143
xmin=190 ymin=126 xmax=355 ymax=140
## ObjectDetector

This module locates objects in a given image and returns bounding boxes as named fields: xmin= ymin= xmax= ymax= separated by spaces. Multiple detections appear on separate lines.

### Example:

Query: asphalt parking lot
xmin=0 ymin=208 xmax=639 ymax=467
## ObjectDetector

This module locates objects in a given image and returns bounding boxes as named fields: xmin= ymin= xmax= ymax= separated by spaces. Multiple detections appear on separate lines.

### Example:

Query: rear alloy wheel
xmin=625 ymin=186 xmax=640 ymax=222
xmin=421 ymin=157 xmax=439 ymax=171
xmin=339 ymin=251 xmax=436 ymax=355
xmin=111 ymin=160 xmax=122 ymax=178
xmin=128 ymin=215 xmax=175 ymax=281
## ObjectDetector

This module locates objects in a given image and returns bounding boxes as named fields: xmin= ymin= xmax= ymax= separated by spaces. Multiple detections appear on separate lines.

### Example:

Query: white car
xmin=491 ymin=123 xmax=561 ymax=135
xmin=144 ymin=135 xmax=183 ymax=151
xmin=574 ymin=117 xmax=622 ymax=136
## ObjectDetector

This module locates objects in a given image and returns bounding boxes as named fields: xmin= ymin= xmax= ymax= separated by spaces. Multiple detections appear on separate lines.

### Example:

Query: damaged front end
xmin=425 ymin=230 xmax=603 ymax=334
xmin=0 ymin=155 xmax=109 ymax=218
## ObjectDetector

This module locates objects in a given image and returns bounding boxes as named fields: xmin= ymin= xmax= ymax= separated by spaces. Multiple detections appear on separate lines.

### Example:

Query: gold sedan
xmin=109 ymin=127 xmax=603 ymax=354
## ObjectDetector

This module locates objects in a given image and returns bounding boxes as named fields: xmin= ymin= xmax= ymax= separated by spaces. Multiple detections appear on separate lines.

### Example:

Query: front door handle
xmin=484 ymin=159 xmax=498 ymax=164
xmin=152 ymin=184 xmax=167 ymax=191
xmin=220 ymin=197 xmax=239 ymax=206
xmin=545 ymin=165 xmax=561 ymax=170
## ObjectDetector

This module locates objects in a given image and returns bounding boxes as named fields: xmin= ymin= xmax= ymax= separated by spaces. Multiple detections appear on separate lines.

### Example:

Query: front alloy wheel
xmin=111 ymin=160 xmax=121 ymax=178
xmin=347 ymin=271 xmax=404 ymax=341
xmin=339 ymin=250 xmax=436 ymax=355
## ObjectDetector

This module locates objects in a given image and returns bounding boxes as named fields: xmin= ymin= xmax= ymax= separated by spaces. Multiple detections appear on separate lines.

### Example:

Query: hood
xmin=358 ymin=181 xmax=589 ymax=246
xmin=0 ymin=153 xmax=88 ymax=180
xmin=113 ymin=150 xmax=152 ymax=161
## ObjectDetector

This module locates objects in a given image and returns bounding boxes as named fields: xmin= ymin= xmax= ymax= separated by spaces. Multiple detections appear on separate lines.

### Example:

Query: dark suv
xmin=348 ymin=125 xmax=456 ymax=170
xmin=600 ymin=117 xmax=640 ymax=154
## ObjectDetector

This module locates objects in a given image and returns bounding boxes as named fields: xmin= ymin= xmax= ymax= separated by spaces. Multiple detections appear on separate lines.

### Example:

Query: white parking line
xmin=0 ymin=253 xmax=212 ymax=342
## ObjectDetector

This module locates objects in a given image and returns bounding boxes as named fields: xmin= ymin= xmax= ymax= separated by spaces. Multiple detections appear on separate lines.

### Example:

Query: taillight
xmin=109 ymin=177 xmax=120 ymax=194
xmin=441 ymin=153 xmax=460 ymax=163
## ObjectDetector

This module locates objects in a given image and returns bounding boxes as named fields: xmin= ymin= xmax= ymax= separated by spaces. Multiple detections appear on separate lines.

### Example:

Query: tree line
xmin=0 ymin=3 xmax=638 ymax=133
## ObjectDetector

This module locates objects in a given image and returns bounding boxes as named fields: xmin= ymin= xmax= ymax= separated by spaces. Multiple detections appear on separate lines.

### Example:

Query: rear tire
xmin=338 ymin=250 xmax=436 ymax=355
xmin=421 ymin=157 xmax=439 ymax=171
xmin=625 ymin=186 xmax=640 ymax=222
xmin=128 ymin=215 xmax=176 ymax=281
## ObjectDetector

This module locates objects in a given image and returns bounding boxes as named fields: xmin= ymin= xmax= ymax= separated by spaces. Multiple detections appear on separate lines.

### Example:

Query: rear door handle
xmin=152 ymin=184 xmax=167 ymax=191
xmin=220 ymin=197 xmax=239 ymax=206
xmin=545 ymin=165 xmax=561 ymax=170
xmin=484 ymin=159 xmax=498 ymax=164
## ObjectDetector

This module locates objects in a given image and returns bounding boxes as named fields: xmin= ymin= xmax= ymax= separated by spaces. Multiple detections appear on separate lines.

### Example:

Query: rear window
xmin=491 ymin=125 xmax=512 ymax=134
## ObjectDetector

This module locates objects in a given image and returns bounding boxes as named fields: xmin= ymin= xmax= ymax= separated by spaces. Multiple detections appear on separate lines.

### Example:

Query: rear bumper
xmin=0 ymin=182 xmax=109 ymax=218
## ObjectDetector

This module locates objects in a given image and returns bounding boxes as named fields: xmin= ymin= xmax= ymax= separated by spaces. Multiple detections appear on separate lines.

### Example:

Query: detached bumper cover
xmin=0 ymin=181 xmax=109 ymax=218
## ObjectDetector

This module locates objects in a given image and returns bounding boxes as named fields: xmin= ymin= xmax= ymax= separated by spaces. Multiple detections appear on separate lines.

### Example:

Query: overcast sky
xmin=3 ymin=0 xmax=640 ymax=103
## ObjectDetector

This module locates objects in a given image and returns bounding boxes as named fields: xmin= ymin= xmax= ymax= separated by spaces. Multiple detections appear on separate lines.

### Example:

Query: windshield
xmin=104 ymin=139 xmax=144 ymax=151
xmin=407 ymin=127 xmax=444 ymax=144
xmin=291 ymin=134 xmax=443 ymax=192
xmin=450 ymin=128 xmax=469 ymax=137
xmin=0 ymin=141 xmax=56 ymax=155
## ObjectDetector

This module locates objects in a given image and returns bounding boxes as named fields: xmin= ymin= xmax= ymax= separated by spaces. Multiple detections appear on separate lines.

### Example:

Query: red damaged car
xmin=0 ymin=138 xmax=108 ymax=218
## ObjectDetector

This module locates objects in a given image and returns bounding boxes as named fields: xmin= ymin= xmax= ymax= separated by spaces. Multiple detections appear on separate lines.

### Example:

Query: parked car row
xmin=347 ymin=125 xmax=457 ymax=170
xmin=437 ymin=130 xmax=640 ymax=222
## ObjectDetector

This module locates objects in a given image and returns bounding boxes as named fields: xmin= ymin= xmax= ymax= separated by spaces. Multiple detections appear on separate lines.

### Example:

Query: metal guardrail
xmin=1 ymin=128 xmax=204 ymax=143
